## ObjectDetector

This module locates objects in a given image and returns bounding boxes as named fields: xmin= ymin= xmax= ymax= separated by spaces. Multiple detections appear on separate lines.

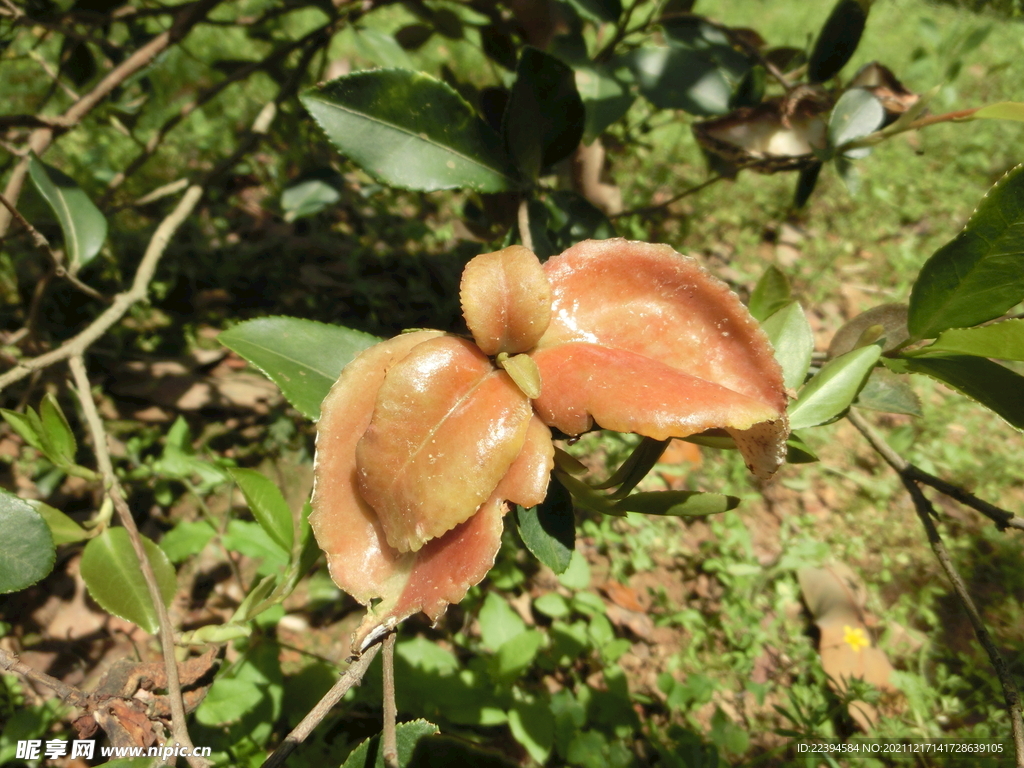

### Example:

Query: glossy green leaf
xmin=0 ymin=407 xmax=46 ymax=453
xmin=504 ymin=47 xmax=585 ymax=179
xmin=574 ymin=65 xmax=634 ymax=143
xmin=788 ymin=345 xmax=881 ymax=430
xmin=80 ymin=527 xmax=177 ymax=634
xmin=342 ymin=720 xmax=440 ymax=768
xmin=855 ymin=367 xmax=922 ymax=416
xmin=884 ymin=355 xmax=1024 ymax=430
xmin=219 ymin=317 xmax=380 ymax=420
xmin=302 ymin=70 xmax=516 ymax=192
xmin=908 ymin=164 xmax=1024 ymax=340
xmin=910 ymin=319 xmax=1024 ymax=361
xmin=808 ymin=0 xmax=870 ymax=83
xmin=762 ymin=301 xmax=814 ymax=390
xmin=229 ymin=468 xmax=293 ymax=553
xmin=39 ymin=393 xmax=76 ymax=468
xmin=972 ymin=102 xmax=1024 ymax=122
xmin=748 ymin=266 xmax=791 ymax=322
xmin=0 ymin=490 xmax=55 ymax=593
xmin=29 ymin=500 xmax=89 ymax=545
xmin=281 ymin=178 xmax=340 ymax=222
xmin=565 ymin=0 xmax=621 ymax=23
xmin=27 ymin=154 xmax=107 ymax=268
xmin=614 ymin=490 xmax=739 ymax=517
xmin=828 ymin=88 xmax=884 ymax=156
xmin=159 ymin=519 xmax=216 ymax=563
xmin=517 ymin=481 xmax=574 ymax=574
xmin=628 ymin=47 xmax=732 ymax=116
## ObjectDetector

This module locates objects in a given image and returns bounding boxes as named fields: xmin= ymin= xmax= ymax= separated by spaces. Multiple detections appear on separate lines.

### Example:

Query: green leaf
xmin=828 ymin=88 xmax=885 ymax=156
xmin=159 ymin=519 xmax=216 ymax=563
xmin=910 ymin=319 xmax=1024 ymax=361
xmin=302 ymin=70 xmax=517 ymax=192
xmin=628 ymin=47 xmax=733 ymax=116
xmin=543 ymin=190 xmax=616 ymax=249
xmin=908 ymin=163 xmax=1024 ymax=340
xmin=517 ymin=481 xmax=574 ymax=574
xmin=0 ymin=489 xmax=55 ymax=593
xmin=786 ymin=431 xmax=819 ymax=463
xmin=788 ymin=345 xmax=881 ymax=430
xmin=194 ymin=677 xmax=264 ymax=725
xmin=534 ymin=592 xmax=570 ymax=618
xmin=565 ymin=0 xmax=621 ymax=23
xmin=884 ymin=355 xmax=1024 ymax=430
xmin=614 ymin=490 xmax=739 ymax=517
xmin=219 ymin=317 xmax=380 ymax=420
xmin=504 ymin=47 xmax=585 ymax=179
xmin=281 ymin=178 xmax=340 ymax=222
xmin=478 ymin=592 xmax=526 ymax=651
xmin=29 ymin=500 xmax=89 ymax=545
xmin=748 ymin=266 xmax=791 ymax=322
xmin=762 ymin=301 xmax=814 ymax=390
xmin=39 ymin=393 xmax=76 ymax=468
xmin=808 ymin=0 xmax=870 ymax=83
xmin=828 ymin=303 xmax=909 ymax=358
xmin=341 ymin=720 xmax=439 ymax=768
xmin=855 ymin=367 xmax=922 ymax=416
xmin=557 ymin=550 xmax=591 ymax=590
xmin=509 ymin=699 xmax=553 ymax=764
xmin=972 ymin=101 xmax=1024 ymax=122
xmin=0 ymin=407 xmax=46 ymax=453
xmin=491 ymin=630 xmax=544 ymax=682
xmin=793 ymin=163 xmax=823 ymax=208
xmin=574 ymin=65 xmax=634 ymax=144
xmin=80 ymin=528 xmax=177 ymax=633
xmin=594 ymin=437 xmax=669 ymax=495
xmin=222 ymin=520 xmax=289 ymax=575
xmin=352 ymin=27 xmax=414 ymax=69
xmin=229 ymin=468 xmax=293 ymax=553
xmin=27 ymin=153 xmax=107 ymax=268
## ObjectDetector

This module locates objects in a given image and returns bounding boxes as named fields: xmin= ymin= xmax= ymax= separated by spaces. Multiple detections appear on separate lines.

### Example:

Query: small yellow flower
xmin=843 ymin=625 xmax=870 ymax=653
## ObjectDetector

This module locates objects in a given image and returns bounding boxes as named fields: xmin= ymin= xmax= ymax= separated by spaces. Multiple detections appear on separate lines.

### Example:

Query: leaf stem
xmin=382 ymin=631 xmax=399 ymax=768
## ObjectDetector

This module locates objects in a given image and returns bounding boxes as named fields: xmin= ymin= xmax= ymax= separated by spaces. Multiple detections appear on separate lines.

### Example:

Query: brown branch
xmin=0 ymin=115 xmax=78 ymax=130
xmin=0 ymin=0 xmax=223 ymax=239
xmin=848 ymin=409 xmax=1024 ymax=532
xmin=69 ymin=354 xmax=208 ymax=768
xmin=262 ymin=643 xmax=383 ymax=768
xmin=899 ymin=477 xmax=1024 ymax=767
xmin=0 ymin=185 xmax=203 ymax=393
xmin=382 ymin=632 xmax=399 ymax=768
xmin=0 ymin=646 xmax=89 ymax=708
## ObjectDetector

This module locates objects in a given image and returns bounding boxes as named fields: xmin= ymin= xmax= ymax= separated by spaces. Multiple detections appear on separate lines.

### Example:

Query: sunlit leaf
xmin=39 ymin=393 xmax=76 ymax=468
xmin=281 ymin=178 xmax=340 ymax=222
xmin=908 ymin=163 xmax=1024 ymax=340
xmin=509 ymin=700 xmax=553 ymax=764
xmin=748 ymin=266 xmax=791 ymax=322
xmin=27 ymin=153 xmax=107 ymax=268
xmin=302 ymin=70 xmax=517 ymax=192
xmin=517 ymin=481 xmax=574 ymax=574
xmin=0 ymin=490 xmax=55 ymax=593
xmin=574 ymin=65 xmax=634 ymax=143
xmin=884 ymin=355 xmax=1024 ymax=430
xmin=828 ymin=88 xmax=885 ymax=157
xmin=29 ymin=500 xmax=89 ymax=545
xmin=229 ymin=468 xmax=293 ymax=553
xmin=762 ymin=301 xmax=814 ymax=390
xmin=971 ymin=101 xmax=1024 ymax=122
xmin=0 ymin=407 xmax=46 ymax=453
xmin=80 ymin=528 xmax=177 ymax=634
xmin=159 ymin=519 xmax=216 ymax=563
xmin=788 ymin=345 xmax=881 ymax=430
xmin=628 ymin=47 xmax=733 ymax=116
xmin=910 ymin=319 xmax=1024 ymax=361
xmin=352 ymin=27 xmax=414 ymax=69
xmin=219 ymin=317 xmax=380 ymax=420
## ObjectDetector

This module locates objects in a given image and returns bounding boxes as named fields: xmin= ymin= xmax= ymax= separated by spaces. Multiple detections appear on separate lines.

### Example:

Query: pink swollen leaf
xmin=533 ymin=239 xmax=789 ymax=478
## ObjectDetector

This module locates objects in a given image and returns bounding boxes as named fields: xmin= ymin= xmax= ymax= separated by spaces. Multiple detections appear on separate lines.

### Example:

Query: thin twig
xmin=69 ymin=355 xmax=209 ymax=768
xmin=612 ymin=173 xmax=731 ymax=219
xmin=28 ymin=49 xmax=81 ymax=102
xmin=262 ymin=643 xmax=383 ymax=768
xmin=899 ymin=476 xmax=1024 ymax=767
xmin=382 ymin=632 xmax=399 ymax=768
xmin=0 ymin=185 xmax=203 ymax=393
xmin=517 ymin=198 xmax=534 ymax=253
xmin=0 ymin=0 xmax=222 ymax=239
xmin=0 ymin=647 xmax=89 ymax=708
xmin=848 ymin=409 xmax=1024 ymax=532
